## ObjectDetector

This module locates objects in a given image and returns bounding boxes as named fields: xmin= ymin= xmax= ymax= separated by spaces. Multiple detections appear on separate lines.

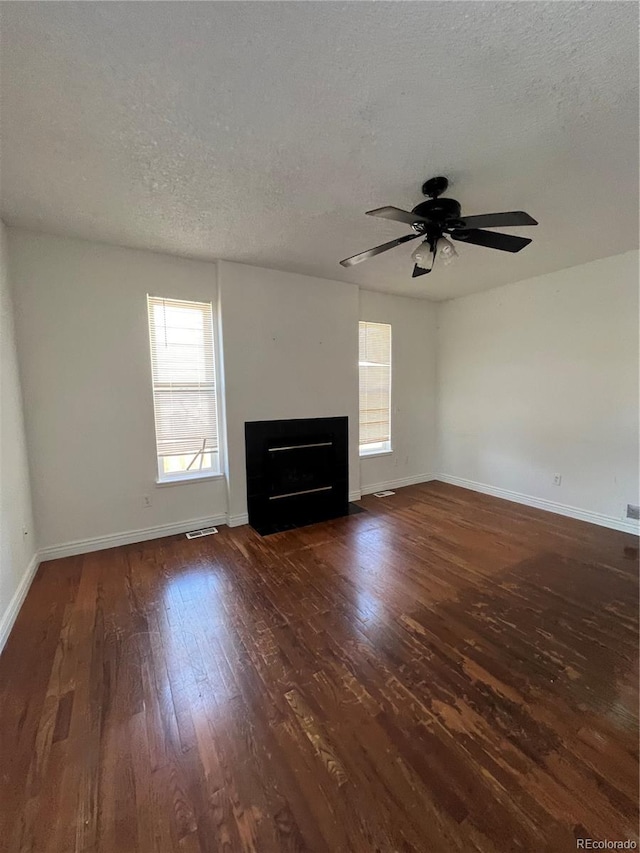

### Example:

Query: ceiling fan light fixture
xmin=410 ymin=240 xmax=434 ymax=270
xmin=437 ymin=236 xmax=458 ymax=266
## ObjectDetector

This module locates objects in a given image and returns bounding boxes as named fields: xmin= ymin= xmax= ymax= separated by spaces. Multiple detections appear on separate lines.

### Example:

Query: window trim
xmin=358 ymin=321 xmax=393 ymax=458
xmin=359 ymin=443 xmax=392 ymax=459
xmin=147 ymin=295 xmax=223 ymax=485
xmin=155 ymin=471 xmax=225 ymax=488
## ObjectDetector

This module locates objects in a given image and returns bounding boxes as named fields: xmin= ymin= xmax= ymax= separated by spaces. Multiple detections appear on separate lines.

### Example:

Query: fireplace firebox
xmin=245 ymin=417 xmax=349 ymax=535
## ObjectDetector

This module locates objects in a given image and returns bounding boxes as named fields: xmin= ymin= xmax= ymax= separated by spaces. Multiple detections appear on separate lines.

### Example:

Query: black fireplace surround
xmin=245 ymin=417 xmax=349 ymax=535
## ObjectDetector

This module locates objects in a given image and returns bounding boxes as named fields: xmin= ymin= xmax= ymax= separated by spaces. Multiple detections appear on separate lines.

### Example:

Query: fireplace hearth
xmin=245 ymin=417 xmax=349 ymax=535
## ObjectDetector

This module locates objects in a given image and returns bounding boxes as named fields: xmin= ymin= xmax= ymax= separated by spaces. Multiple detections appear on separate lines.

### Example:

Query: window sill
xmin=359 ymin=450 xmax=394 ymax=460
xmin=155 ymin=472 xmax=225 ymax=487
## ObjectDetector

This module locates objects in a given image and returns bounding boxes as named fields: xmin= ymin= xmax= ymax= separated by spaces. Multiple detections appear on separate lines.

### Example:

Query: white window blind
xmin=147 ymin=296 xmax=220 ymax=480
xmin=359 ymin=321 xmax=392 ymax=454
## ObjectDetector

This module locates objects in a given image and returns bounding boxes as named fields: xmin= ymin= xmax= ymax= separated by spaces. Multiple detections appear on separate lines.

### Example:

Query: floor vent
xmin=186 ymin=527 xmax=219 ymax=539
xmin=373 ymin=490 xmax=395 ymax=498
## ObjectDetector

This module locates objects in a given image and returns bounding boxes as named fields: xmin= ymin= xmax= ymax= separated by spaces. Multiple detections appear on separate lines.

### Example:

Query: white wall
xmin=359 ymin=290 xmax=437 ymax=494
xmin=8 ymin=230 xmax=227 ymax=551
xmin=437 ymin=251 xmax=640 ymax=527
xmin=0 ymin=221 xmax=36 ymax=649
xmin=8 ymin=234 xmax=436 ymax=550
xmin=218 ymin=261 xmax=360 ymax=522
xmin=8 ymin=228 xmax=637 ymax=555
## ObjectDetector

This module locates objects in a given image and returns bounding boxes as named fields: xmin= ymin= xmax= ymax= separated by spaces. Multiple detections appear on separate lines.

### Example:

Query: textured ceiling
xmin=1 ymin=2 xmax=638 ymax=300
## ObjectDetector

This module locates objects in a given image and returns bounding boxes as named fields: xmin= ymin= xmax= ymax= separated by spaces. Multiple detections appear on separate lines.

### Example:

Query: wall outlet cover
xmin=626 ymin=504 xmax=640 ymax=520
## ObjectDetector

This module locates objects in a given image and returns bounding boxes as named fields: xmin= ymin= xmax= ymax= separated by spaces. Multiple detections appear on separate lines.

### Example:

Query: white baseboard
xmin=38 ymin=514 xmax=229 ymax=561
xmin=226 ymin=512 xmax=249 ymax=528
xmin=33 ymin=482 xmax=422 ymax=558
xmin=360 ymin=473 xmax=436 ymax=498
xmin=28 ymin=471 xmax=637 ymax=572
xmin=437 ymin=474 xmax=640 ymax=535
xmin=0 ymin=551 xmax=40 ymax=655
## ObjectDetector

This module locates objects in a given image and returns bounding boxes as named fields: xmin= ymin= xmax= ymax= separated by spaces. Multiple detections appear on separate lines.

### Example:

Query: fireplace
xmin=245 ymin=416 xmax=349 ymax=535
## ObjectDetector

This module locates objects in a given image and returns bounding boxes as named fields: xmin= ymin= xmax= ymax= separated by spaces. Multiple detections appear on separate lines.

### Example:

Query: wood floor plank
xmin=0 ymin=482 xmax=638 ymax=851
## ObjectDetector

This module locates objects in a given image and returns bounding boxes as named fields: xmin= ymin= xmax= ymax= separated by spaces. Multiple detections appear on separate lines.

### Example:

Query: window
xmin=147 ymin=296 xmax=221 ymax=482
xmin=359 ymin=321 xmax=392 ymax=456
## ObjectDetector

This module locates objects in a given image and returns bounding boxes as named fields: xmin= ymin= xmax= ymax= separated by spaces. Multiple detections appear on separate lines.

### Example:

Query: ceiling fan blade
xmin=450 ymin=229 xmax=532 ymax=253
xmin=412 ymin=264 xmax=431 ymax=277
xmin=365 ymin=206 xmax=429 ymax=225
xmin=454 ymin=211 xmax=538 ymax=229
xmin=339 ymin=232 xmax=420 ymax=267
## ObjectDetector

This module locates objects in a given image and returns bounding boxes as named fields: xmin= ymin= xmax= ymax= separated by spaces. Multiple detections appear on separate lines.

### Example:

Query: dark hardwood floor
xmin=1 ymin=482 xmax=638 ymax=852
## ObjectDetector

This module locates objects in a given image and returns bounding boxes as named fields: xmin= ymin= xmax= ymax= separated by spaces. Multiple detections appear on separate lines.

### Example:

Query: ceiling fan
xmin=340 ymin=176 xmax=538 ymax=277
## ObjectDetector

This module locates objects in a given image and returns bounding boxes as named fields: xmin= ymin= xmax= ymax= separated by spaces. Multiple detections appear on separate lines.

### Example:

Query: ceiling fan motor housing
xmin=411 ymin=197 xmax=462 ymax=233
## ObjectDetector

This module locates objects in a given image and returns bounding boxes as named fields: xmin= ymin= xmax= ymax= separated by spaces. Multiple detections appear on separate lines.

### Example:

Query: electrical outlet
xmin=627 ymin=504 xmax=640 ymax=521
xmin=553 ymin=474 xmax=562 ymax=486
xmin=143 ymin=494 xmax=152 ymax=508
